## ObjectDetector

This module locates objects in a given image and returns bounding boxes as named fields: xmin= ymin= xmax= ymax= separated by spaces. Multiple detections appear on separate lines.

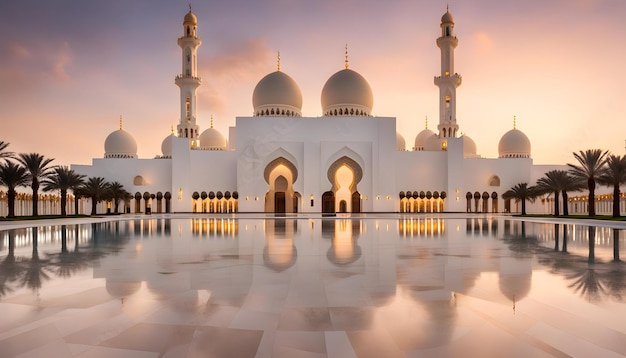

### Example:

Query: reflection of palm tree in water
xmin=19 ymin=228 xmax=52 ymax=294
xmin=566 ymin=267 xmax=605 ymax=303
xmin=50 ymin=225 xmax=90 ymax=279
xmin=0 ymin=231 xmax=25 ymax=298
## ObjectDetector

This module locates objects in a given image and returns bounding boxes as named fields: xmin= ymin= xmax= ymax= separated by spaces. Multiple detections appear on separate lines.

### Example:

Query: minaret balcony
xmin=434 ymin=73 xmax=462 ymax=86
xmin=176 ymin=74 xmax=202 ymax=81
xmin=436 ymin=36 xmax=458 ymax=48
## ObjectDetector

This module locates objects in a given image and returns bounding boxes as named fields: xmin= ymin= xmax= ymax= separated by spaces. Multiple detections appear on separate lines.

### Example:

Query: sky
xmin=1 ymin=0 xmax=625 ymax=167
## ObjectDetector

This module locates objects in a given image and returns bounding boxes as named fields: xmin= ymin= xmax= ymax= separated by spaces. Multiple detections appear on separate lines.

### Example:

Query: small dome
xmin=184 ymin=11 xmax=197 ymax=25
xmin=396 ymin=132 xmax=406 ymax=151
xmin=462 ymin=134 xmax=478 ymax=158
xmin=253 ymin=71 xmax=302 ymax=116
xmin=161 ymin=133 xmax=176 ymax=158
xmin=498 ymin=129 xmax=531 ymax=158
xmin=441 ymin=10 xmax=454 ymax=24
xmin=104 ymin=129 xmax=137 ymax=158
xmin=106 ymin=280 xmax=141 ymax=298
xmin=199 ymin=127 xmax=227 ymax=150
xmin=414 ymin=128 xmax=435 ymax=150
xmin=321 ymin=69 xmax=373 ymax=116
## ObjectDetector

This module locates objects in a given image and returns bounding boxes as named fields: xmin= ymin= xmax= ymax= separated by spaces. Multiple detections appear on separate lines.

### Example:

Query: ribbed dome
xmin=321 ymin=69 xmax=373 ymax=116
xmin=441 ymin=10 xmax=454 ymax=24
xmin=253 ymin=71 xmax=302 ymax=117
xmin=414 ymin=128 xmax=435 ymax=151
xmin=161 ymin=133 xmax=176 ymax=158
xmin=462 ymin=134 xmax=478 ymax=158
xmin=396 ymin=132 xmax=406 ymax=151
xmin=498 ymin=129 xmax=531 ymax=158
xmin=199 ymin=127 xmax=227 ymax=150
xmin=184 ymin=11 xmax=197 ymax=25
xmin=104 ymin=129 xmax=137 ymax=158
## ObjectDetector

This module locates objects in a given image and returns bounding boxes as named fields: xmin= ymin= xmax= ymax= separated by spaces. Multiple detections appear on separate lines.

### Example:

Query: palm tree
xmin=598 ymin=154 xmax=626 ymax=217
xmin=0 ymin=161 xmax=29 ymax=218
xmin=535 ymin=170 xmax=564 ymax=216
xmin=17 ymin=153 xmax=55 ymax=216
xmin=503 ymin=183 xmax=537 ymax=215
xmin=568 ymin=149 xmax=608 ymax=216
xmin=560 ymin=172 xmax=585 ymax=216
xmin=0 ymin=141 xmax=14 ymax=160
xmin=81 ymin=177 xmax=109 ymax=215
xmin=106 ymin=181 xmax=130 ymax=214
xmin=41 ymin=166 xmax=86 ymax=217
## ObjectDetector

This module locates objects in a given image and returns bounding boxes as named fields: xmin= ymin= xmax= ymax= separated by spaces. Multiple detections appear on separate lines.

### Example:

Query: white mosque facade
xmin=73 ymin=9 xmax=564 ymax=215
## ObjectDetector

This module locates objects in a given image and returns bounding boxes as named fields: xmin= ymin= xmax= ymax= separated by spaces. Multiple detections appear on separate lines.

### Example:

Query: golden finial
xmin=425 ymin=116 xmax=428 ymax=129
xmin=171 ymin=124 xmax=174 ymax=135
xmin=210 ymin=115 xmax=214 ymax=128
xmin=344 ymin=44 xmax=349 ymax=69
xmin=447 ymin=3 xmax=449 ymax=12
xmin=189 ymin=3 xmax=192 ymax=11
xmin=513 ymin=115 xmax=517 ymax=130
xmin=277 ymin=51 xmax=281 ymax=72
xmin=119 ymin=115 xmax=123 ymax=130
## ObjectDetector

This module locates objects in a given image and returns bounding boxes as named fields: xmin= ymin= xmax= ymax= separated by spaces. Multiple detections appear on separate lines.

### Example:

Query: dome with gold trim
xmin=199 ymin=120 xmax=228 ymax=150
xmin=104 ymin=119 xmax=137 ymax=159
xmin=253 ymin=70 xmax=302 ymax=117
xmin=498 ymin=128 xmax=531 ymax=158
xmin=184 ymin=11 xmax=197 ymax=25
xmin=321 ymin=68 xmax=373 ymax=116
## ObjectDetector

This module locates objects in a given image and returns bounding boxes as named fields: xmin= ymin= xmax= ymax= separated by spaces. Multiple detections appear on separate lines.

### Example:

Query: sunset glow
xmin=1 ymin=1 xmax=625 ymax=166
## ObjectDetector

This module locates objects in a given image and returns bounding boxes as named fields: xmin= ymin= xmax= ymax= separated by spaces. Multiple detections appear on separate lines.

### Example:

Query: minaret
xmin=434 ymin=6 xmax=462 ymax=138
xmin=175 ymin=6 xmax=202 ymax=148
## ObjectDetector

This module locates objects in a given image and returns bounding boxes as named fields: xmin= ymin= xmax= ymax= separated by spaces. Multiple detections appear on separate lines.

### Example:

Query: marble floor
xmin=0 ymin=214 xmax=626 ymax=357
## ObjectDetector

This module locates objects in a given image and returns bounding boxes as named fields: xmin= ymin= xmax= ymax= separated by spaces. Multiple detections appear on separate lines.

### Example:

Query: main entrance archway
xmin=324 ymin=156 xmax=363 ymax=214
xmin=264 ymin=157 xmax=299 ymax=213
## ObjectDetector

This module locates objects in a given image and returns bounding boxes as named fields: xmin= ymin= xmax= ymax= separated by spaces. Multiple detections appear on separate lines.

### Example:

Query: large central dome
xmin=253 ymin=71 xmax=302 ymax=117
xmin=321 ymin=69 xmax=373 ymax=116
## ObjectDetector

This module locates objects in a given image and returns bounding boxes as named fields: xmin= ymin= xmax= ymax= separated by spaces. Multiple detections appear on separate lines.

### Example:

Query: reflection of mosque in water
xmin=2 ymin=217 xmax=625 ymax=339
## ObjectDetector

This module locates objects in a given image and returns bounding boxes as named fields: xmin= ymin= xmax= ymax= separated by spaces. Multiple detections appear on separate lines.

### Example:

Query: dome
xmin=104 ymin=129 xmax=137 ymax=158
xmin=253 ymin=71 xmax=302 ymax=116
xmin=199 ymin=127 xmax=227 ymax=150
xmin=396 ymin=132 xmax=406 ymax=151
xmin=462 ymin=134 xmax=478 ymax=158
xmin=424 ymin=134 xmax=446 ymax=151
xmin=414 ymin=128 xmax=435 ymax=151
xmin=161 ymin=133 xmax=176 ymax=158
xmin=106 ymin=280 xmax=141 ymax=298
xmin=441 ymin=10 xmax=454 ymax=24
xmin=498 ymin=129 xmax=531 ymax=158
xmin=184 ymin=11 xmax=197 ymax=25
xmin=321 ymin=69 xmax=373 ymax=116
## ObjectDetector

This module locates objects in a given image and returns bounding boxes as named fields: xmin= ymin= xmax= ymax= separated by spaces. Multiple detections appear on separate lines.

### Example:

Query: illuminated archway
xmin=264 ymin=157 xmax=298 ymax=213
xmin=326 ymin=156 xmax=363 ymax=213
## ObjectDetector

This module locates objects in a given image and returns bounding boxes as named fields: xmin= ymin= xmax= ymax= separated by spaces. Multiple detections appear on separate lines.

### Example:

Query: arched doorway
xmin=322 ymin=191 xmax=335 ymax=214
xmin=264 ymin=157 xmax=298 ymax=214
xmin=326 ymin=156 xmax=363 ymax=213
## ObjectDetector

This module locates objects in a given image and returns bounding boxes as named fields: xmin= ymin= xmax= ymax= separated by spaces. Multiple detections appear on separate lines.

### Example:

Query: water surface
xmin=0 ymin=215 xmax=625 ymax=357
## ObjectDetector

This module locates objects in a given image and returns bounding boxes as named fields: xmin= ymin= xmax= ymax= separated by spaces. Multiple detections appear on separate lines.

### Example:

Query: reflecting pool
xmin=1 ymin=215 xmax=626 ymax=357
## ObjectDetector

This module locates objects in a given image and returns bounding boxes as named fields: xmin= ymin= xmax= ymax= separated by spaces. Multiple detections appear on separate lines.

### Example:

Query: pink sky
xmin=1 ymin=0 xmax=625 ymax=167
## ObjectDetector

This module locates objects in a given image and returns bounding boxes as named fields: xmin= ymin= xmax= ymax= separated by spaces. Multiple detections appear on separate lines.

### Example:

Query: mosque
xmin=73 ymin=8 xmax=560 ymax=215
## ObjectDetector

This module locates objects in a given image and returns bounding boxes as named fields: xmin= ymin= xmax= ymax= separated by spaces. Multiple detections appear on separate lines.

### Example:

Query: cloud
xmin=0 ymin=40 xmax=73 ymax=95
xmin=196 ymin=37 xmax=273 ymax=118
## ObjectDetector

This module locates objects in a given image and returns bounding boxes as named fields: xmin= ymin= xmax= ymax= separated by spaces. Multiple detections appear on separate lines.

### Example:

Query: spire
xmin=277 ymin=51 xmax=281 ymax=72
xmin=171 ymin=124 xmax=174 ymax=135
xmin=189 ymin=3 xmax=192 ymax=11
xmin=210 ymin=115 xmax=214 ymax=128
xmin=119 ymin=115 xmax=123 ymax=130
xmin=425 ymin=116 xmax=428 ymax=129
xmin=513 ymin=115 xmax=517 ymax=130
xmin=344 ymin=44 xmax=349 ymax=69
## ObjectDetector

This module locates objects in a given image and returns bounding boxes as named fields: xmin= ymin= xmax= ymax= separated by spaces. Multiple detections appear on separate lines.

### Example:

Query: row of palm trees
xmin=504 ymin=149 xmax=626 ymax=217
xmin=0 ymin=141 xmax=132 ymax=218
